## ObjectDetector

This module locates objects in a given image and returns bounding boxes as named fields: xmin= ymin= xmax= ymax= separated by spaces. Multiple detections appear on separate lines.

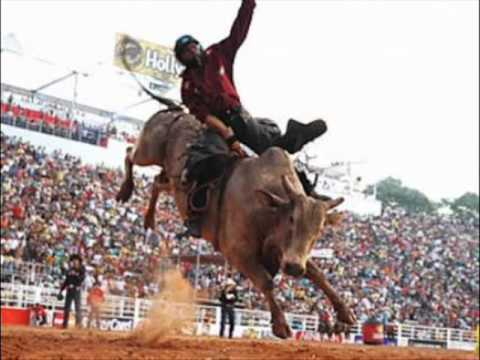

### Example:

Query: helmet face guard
xmin=174 ymin=35 xmax=203 ymax=67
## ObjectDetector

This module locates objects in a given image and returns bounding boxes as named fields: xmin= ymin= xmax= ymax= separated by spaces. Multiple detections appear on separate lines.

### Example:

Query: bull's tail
xmin=119 ymin=36 xmax=182 ymax=111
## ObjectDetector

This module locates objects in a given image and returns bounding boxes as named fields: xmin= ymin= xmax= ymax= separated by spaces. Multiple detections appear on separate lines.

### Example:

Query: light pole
xmin=193 ymin=239 xmax=201 ymax=299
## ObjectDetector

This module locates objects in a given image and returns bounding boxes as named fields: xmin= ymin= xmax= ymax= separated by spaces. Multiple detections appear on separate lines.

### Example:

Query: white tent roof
xmin=1 ymin=50 xmax=178 ymax=121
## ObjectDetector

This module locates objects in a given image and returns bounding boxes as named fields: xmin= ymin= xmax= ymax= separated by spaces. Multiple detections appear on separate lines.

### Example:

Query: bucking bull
xmin=116 ymin=105 xmax=356 ymax=338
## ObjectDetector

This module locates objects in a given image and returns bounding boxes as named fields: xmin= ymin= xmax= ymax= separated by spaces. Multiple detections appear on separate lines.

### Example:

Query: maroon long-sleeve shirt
xmin=180 ymin=0 xmax=256 ymax=123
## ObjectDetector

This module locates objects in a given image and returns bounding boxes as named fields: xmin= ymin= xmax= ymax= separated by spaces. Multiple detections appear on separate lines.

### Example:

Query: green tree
xmin=451 ymin=192 xmax=479 ymax=214
xmin=375 ymin=177 xmax=434 ymax=213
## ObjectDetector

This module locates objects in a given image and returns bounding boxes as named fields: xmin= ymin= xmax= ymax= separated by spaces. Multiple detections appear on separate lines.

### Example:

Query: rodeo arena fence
xmin=0 ymin=260 xmax=476 ymax=351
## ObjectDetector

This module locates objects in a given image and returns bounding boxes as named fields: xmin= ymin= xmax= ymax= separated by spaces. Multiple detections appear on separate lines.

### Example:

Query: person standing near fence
xmin=31 ymin=303 xmax=47 ymax=326
xmin=58 ymin=254 xmax=85 ymax=329
xmin=87 ymin=280 xmax=105 ymax=329
xmin=219 ymin=278 xmax=238 ymax=339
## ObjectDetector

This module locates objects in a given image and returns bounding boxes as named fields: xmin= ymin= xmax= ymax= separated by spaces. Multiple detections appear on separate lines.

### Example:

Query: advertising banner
xmin=80 ymin=316 xmax=134 ymax=331
xmin=113 ymin=33 xmax=183 ymax=93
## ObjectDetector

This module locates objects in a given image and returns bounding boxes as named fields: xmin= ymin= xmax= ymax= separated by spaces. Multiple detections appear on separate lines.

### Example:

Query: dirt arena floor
xmin=1 ymin=326 xmax=475 ymax=360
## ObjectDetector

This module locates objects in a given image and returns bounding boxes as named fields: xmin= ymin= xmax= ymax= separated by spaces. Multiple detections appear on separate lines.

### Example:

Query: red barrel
xmin=362 ymin=322 xmax=384 ymax=345
xmin=52 ymin=311 xmax=64 ymax=328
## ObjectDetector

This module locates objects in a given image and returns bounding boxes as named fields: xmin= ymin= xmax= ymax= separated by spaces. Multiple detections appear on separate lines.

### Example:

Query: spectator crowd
xmin=1 ymin=133 xmax=478 ymax=330
xmin=1 ymin=88 xmax=140 ymax=147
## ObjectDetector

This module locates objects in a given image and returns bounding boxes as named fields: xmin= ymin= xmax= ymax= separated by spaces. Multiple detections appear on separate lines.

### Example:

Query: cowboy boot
xmin=275 ymin=119 xmax=327 ymax=154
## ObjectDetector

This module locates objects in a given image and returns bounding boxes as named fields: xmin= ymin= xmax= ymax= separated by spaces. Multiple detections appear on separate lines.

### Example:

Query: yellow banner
xmin=113 ymin=33 xmax=183 ymax=89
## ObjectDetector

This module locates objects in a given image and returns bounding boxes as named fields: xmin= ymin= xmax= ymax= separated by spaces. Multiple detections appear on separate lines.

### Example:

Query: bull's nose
xmin=283 ymin=262 xmax=305 ymax=277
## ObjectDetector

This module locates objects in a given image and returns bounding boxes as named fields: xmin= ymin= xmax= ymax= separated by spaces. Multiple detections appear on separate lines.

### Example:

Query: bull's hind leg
xmin=233 ymin=259 xmax=292 ymax=339
xmin=116 ymin=146 xmax=135 ymax=202
xmin=144 ymin=171 xmax=170 ymax=230
xmin=306 ymin=259 xmax=356 ymax=325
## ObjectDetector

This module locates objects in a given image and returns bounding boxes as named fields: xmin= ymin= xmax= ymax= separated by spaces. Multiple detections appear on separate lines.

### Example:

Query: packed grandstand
xmin=0 ymin=85 xmax=140 ymax=147
xmin=1 ymin=86 xmax=479 ymax=334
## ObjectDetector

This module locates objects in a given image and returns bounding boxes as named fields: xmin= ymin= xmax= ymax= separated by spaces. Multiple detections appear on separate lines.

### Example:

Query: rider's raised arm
xmin=219 ymin=0 xmax=256 ymax=60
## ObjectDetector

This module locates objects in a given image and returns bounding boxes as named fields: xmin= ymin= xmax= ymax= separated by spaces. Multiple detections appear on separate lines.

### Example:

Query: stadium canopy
xmin=0 ymin=47 xmax=178 ymax=122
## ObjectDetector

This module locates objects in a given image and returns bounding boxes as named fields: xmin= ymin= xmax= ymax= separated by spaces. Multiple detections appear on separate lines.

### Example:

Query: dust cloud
xmin=133 ymin=269 xmax=196 ymax=344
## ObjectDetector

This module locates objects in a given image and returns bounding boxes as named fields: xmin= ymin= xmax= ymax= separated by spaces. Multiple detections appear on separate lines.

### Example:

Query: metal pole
xmin=32 ymin=71 xmax=76 ymax=93
xmin=69 ymin=72 xmax=79 ymax=139
xmin=194 ymin=240 xmax=200 ymax=299
xmin=224 ymin=259 xmax=228 ymax=277
xmin=248 ymin=281 xmax=252 ymax=308
xmin=347 ymin=162 xmax=353 ymax=195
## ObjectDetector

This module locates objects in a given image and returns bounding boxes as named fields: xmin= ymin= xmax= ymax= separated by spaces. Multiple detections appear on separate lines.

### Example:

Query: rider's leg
xmin=183 ymin=139 xmax=232 ymax=239
xmin=224 ymin=108 xmax=327 ymax=155
xmin=184 ymin=183 xmax=209 ymax=238
xmin=224 ymin=108 xmax=281 ymax=154
xmin=225 ymin=108 xmax=331 ymax=200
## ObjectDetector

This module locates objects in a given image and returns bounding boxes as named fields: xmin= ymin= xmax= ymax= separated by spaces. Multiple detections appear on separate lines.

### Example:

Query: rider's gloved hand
xmin=230 ymin=140 xmax=247 ymax=158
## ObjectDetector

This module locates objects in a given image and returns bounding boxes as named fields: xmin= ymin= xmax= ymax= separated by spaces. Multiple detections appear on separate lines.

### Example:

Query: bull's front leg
xmin=306 ymin=259 xmax=356 ymax=325
xmin=265 ymin=283 xmax=292 ymax=339
xmin=234 ymin=260 xmax=292 ymax=339
xmin=144 ymin=172 xmax=170 ymax=230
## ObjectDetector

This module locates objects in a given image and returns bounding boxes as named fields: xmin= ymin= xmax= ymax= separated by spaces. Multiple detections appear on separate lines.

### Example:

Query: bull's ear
xmin=255 ymin=190 xmax=289 ymax=208
xmin=325 ymin=211 xmax=344 ymax=227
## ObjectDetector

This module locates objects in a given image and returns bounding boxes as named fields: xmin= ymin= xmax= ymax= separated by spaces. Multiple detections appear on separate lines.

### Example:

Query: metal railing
xmin=1 ymin=282 xmax=476 ymax=350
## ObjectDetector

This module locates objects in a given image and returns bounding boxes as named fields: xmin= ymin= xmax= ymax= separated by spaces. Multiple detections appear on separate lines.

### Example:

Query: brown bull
xmin=116 ymin=109 xmax=356 ymax=338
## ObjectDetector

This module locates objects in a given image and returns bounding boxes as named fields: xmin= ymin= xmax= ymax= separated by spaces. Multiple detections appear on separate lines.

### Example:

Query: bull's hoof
xmin=272 ymin=320 xmax=292 ymax=339
xmin=334 ymin=321 xmax=350 ymax=334
xmin=116 ymin=180 xmax=134 ymax=203
xmin=335 ymin=303 xmax=357 ymax=325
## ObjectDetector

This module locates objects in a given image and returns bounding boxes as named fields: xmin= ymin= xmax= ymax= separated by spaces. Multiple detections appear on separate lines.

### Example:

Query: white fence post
xmin=446 ymin=327 xmax=452 ymax=349
xmin=213 ymin=305 xmax=221 ymax=336
xmin=133 ymin=297 xmax=140 ymax=328
xmin=397 ymin=323 xmax=402 ymax=346
xmin=18 ymin=284 xmax=24 ymax=308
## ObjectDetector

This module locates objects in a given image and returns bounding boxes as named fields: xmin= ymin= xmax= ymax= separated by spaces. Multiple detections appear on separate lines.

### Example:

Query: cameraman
xmin=219 ymin=278 xmax=238 ymax=339
xmin=58 ymin=254 xmax=85 ymax=329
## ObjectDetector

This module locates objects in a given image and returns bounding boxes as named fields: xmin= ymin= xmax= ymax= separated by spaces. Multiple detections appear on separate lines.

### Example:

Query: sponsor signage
xmin=408 ymin=338 xmax=447 ymax=349
xmin=114 ymin=33 xmax=184 ymax=93
xmin=80 ymin=316 xmax=134 ymax=331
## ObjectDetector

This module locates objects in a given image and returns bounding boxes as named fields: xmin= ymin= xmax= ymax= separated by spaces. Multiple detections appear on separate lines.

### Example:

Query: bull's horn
xmin=282 ymin=175 xmax=299 ymax=199
xmin=325 ymin=197 xmax=344 ymax=209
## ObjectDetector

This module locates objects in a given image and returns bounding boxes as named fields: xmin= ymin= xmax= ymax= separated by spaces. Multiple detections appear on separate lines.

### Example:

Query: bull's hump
xmin=237 ymin=147 xmax=295 ymax=190
xmin=260 ymin=147 xmax=291 ymax=167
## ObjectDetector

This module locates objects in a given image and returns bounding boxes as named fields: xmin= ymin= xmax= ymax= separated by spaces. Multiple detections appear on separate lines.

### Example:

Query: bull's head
xmin=256 ymin=175 xmax=343 ymax=277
